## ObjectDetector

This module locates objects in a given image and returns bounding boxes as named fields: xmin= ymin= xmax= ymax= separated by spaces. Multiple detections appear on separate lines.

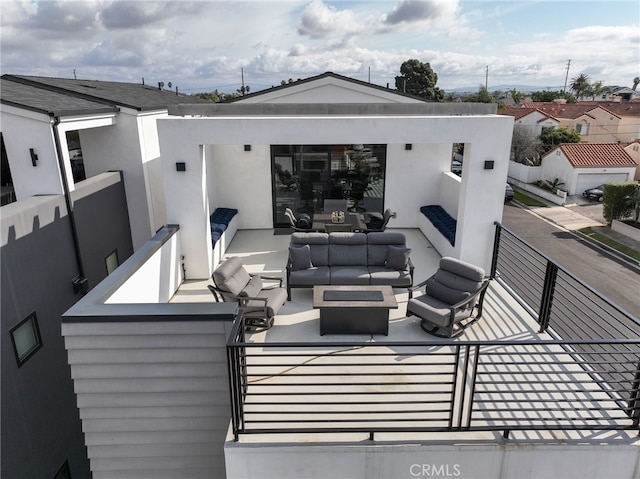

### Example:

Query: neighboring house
xmin=0 ymin=74 xmax=208 ymax=479
xmin=519 ymin=101 xmax=625 ymax=144
xmin=499 ymin=106 xmax=560 ymax=136
xmin=1 ymin=74 xmax=210 ymax=249
xmin=623 ymin=140 xmax=640 ymax=181
xmin=595 ymin=86 xmax=640 ymax=102
xmin=540 ymin=143 xmax=637 ymax=194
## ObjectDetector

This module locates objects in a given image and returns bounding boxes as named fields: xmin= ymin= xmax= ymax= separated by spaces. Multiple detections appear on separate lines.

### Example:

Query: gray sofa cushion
xmin=367 ymin=232 xmax=408 ymax=266
xmin=289 ymin=244 xmax=312 ymax=270
xmin=329 ymin=232 xmax=367 ymax=265
xmin=291 ymin=232 xmax=329 ymax=266
xmin=288 ymin=266 xmax=331 ymax=285
xmin=386 ymin=245 xmax=411 ymax=270
xmin=330 ymin=266 xmax=371 ymax=285
xmin=369 ymin=267 xmax=412 ymax=286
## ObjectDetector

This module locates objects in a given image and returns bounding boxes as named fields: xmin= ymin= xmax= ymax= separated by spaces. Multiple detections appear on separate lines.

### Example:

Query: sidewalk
xmin=512 ymin=188 xmax=640 ymax=258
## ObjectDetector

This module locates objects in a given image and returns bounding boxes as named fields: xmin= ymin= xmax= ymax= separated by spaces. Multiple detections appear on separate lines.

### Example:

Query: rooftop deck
xmin=171 ymin=228 xmax=640 ymax=444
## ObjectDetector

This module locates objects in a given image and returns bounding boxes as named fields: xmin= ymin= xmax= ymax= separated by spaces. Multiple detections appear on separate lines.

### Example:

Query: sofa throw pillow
xmin=386 ymin=245 xmax=411 ymax=270
xmin=289 ymin=244 xmax=313 ymax=271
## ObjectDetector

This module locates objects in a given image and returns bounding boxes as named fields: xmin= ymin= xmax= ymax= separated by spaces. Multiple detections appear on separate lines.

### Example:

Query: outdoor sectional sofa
xmin=286 ymin=231 xmax=414 ymax=300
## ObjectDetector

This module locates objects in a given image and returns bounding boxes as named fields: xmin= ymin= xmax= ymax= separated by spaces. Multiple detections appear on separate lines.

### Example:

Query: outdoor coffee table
xmin=312 ymin=285 xmax=398 ymax=336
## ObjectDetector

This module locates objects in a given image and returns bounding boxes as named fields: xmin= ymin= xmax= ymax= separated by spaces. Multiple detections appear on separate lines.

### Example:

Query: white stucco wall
xmin=158 ymin=114 xmax=514 ymax=278
xmin=0 ymin=106 xmax=65 ymax=198
xmin=79 ymin=109 xmax=169 ymax=249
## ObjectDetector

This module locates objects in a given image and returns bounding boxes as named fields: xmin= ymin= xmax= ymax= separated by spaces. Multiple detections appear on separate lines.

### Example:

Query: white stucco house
xmin=0 ymin=74 xmax=209 ymax=249
xmin=158 ymin=72 xmax=513 ymax=277
xmin=539 ymin=143 xmax=637 ymax=194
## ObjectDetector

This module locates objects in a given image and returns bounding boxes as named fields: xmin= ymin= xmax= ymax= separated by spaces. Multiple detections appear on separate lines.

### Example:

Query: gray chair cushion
xmin=440 ymin=256 xmax=484 ymax=281
xmin=289 ymin=244 xmax=312 ymax=271
xmin=386 ymin=245 xmax=411 ymax=270
xmin=407 ymin=294 xmax=472 ymax=328
xmin=212 ymin=257 xmax=251 ymax=295
xmin=242 ymin=287 xmax=288 ymax=319
xmin=239 ymin=275 xmax=263 ymax=298
xmin=433 ymin=270 xmax=481 ymax=295
xmin=426 ymin=278 xmax=471 ymax=305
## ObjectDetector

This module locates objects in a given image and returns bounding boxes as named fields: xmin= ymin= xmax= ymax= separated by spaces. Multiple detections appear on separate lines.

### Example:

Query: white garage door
xmin=575 ymin=173 xmax=630 ymax=194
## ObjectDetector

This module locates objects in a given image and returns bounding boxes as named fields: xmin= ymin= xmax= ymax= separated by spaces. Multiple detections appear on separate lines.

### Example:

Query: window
xmin=105 ymin=249 xmax=119 ymax=275
xmin=575 ymin=123 xmax=589 ymax=135
xmin=10 ymin=312 xmax=42 ymax=366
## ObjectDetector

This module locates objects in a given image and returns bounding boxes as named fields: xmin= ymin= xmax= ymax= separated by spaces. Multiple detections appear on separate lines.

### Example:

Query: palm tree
xmin=569 ymin=73 xmax=590 ymax=100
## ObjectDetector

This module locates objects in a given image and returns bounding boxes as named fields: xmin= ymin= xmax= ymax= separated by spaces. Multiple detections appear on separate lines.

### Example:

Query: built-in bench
xmin=419 ymin=205 xmax=456 ymax=246
xmin=210 ymin=207 xmax=238 ymax=269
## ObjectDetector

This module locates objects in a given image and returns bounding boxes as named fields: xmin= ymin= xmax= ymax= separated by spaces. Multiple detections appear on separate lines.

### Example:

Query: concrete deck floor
xmin=171 ymin=228 xmax=638 ymax=445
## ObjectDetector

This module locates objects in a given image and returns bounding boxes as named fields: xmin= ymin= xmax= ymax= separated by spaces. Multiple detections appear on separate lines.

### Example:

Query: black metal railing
xmin=227 ymin=223 xmax=640 ymax=440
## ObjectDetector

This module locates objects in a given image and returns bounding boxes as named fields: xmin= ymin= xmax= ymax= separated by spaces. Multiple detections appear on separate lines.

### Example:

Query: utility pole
xmin=241 ymin=67 xmax=245 ymax=96
xmin=485 ymin=66 xmax=488 ymax=89
xmin=563 ymin=59 xmax=571 ymax=93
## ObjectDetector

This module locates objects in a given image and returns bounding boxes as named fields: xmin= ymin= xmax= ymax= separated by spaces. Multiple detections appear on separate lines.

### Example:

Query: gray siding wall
xmin=1 ymin=173 xmax=133 ymax=479
xmin=62 ymin=320 xmax=233 ymax=479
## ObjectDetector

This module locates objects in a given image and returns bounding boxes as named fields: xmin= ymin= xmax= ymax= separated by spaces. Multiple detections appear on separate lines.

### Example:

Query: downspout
xmin=51 ymin=115 xmax=88 ymax=294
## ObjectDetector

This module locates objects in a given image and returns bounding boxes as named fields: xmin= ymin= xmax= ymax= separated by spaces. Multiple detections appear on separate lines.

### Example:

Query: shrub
xmin=602 ymin=182 xmax=639 ymax=225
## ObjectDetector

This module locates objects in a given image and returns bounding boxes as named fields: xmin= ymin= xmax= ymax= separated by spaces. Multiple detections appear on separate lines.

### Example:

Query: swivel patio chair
xmin=407 ymin=257 xmax=490 ymax=338
xmin=209 ymin=257 xmax=287 ymax=332
xmin=284 ymin=207 xmax=312 ymax=232
xmin=363 ymin=208 xmax=394 ymax=233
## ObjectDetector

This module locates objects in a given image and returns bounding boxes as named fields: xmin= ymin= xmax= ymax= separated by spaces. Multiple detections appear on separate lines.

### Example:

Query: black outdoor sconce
xmin=30 ymin=148 xmax=38 ymax=166
xmin=405 ymin=144 xmax=412 ymax=150
xmin=176 ymin=162 xmax=186 ymax=172
xmin=244 ymin=145 xmax=251 ymax=152
xmin=484 ymin=160 xmax=494 ymax=170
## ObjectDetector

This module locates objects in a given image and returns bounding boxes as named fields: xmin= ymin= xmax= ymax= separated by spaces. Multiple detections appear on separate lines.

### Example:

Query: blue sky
xmin=1 ymin=1 xmax=638 ymax=94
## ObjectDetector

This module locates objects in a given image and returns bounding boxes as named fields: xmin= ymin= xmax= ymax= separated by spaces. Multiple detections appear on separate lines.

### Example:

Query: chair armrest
xmin=447 ymin=279 xmax=490 ymax=316
xmin=255 ymin=275 xmax=284 ymax=287
xmin=408 ymin=272 xmax=434 ymax=299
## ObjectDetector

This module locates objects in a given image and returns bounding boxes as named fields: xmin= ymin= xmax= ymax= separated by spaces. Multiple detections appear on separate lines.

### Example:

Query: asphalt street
xmin=501 ymin=202 xmax=640 ymax=317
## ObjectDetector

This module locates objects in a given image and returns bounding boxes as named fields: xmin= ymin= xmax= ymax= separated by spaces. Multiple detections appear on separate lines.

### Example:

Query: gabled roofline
xmin=224 ymin=71 xmax=432 ymax=103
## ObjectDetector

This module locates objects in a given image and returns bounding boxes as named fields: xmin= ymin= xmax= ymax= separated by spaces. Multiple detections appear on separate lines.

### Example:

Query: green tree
xmin=589 ymin=80 xmax=609 ymax=100
xmin=633 ymin=77 xmax=640 ymax=91
xmin=395 ymin=59 xmax=445 ymax=101
xmin=530 ymin=90 xmax=576 ymax=103
xmin=510 ymin=88 xmax=525 ymax=105
xmin=464 ymin=85 xmax=496 ymax=103
xmin=569 ymin=73 xmax=591 ymax=100
xmin=539 ymin=127 xmax=581 ymax=152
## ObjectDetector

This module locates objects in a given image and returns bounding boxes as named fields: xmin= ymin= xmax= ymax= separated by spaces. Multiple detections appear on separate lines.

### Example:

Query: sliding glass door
xmin=272 ymin=144 xmax=386 ymax=228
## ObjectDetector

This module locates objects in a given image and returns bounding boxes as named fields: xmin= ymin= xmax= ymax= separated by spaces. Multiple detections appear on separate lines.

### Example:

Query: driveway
xmin=565 ymin=194 xmax=606 ymax=225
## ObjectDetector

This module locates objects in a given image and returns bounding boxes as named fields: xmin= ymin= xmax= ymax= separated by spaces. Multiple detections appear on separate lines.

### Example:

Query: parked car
xmin=582 ymin=184 xmax=605 ymax=202
xmin=505 ymin=183 xmax=514 ymax=202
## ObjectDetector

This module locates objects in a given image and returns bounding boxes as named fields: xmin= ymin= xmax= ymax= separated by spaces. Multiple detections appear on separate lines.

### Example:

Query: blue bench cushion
xmin=420 ymin=205 xmax=456 ymax=246
xmin=210 ymin=208 xmax=238 ymax=247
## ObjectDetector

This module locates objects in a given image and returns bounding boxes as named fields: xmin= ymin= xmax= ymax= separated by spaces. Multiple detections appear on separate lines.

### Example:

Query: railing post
xmin=538 ymin=261 xmax=558 ymax=333
xmin=628 ymin=359 xmax=640 ymax=431
xmin=490 ymin=222 xmax=502 ymax=280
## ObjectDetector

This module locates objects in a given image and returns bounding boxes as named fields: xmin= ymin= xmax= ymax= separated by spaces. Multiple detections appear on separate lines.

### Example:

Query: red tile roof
xmin=593 ymin=101 xmax=640 ymax=117
xmin=519 ymin=102 xmax=622 ymax=120
xmin=550 ymin=143 xmax=637 ymax=167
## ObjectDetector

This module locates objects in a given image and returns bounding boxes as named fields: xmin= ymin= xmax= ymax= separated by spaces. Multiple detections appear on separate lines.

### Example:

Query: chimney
xmin=553 ymin=98 xmax=567 ymax=104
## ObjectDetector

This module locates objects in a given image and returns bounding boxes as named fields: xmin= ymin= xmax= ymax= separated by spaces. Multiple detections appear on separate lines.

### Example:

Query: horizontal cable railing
xmin=227 ymin=223 xmax=640 ymax=440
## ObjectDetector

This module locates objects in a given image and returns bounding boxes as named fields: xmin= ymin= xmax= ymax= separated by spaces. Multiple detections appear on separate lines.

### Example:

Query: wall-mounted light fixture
xmin=244 ymin=145 xmax=251 ymax=152
xmin=405 ymin=144 xmax=412 ymax=150
xmin=176 ymin=162 xmax=186 ymax=172
xmin=484 ymin=160 xmax=494 ymax=170
xmin=30 ymin=148 xmax=38 ymax=166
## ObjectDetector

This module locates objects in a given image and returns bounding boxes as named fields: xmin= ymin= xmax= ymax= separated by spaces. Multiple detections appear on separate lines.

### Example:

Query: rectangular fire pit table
xmin=312 ymin=285 xmax=398 ymax=336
